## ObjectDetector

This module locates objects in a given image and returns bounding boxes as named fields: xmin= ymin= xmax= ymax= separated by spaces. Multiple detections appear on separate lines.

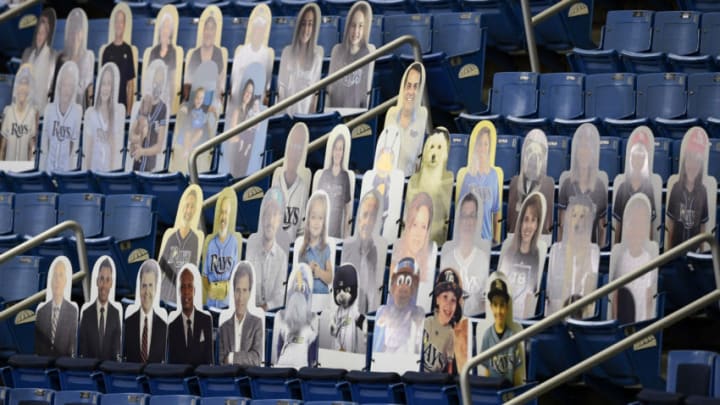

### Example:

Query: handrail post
xmin=531 ymin=0 xmax=579 ymax=26
xmin=519 ymin=0 xmax=541 ymax=73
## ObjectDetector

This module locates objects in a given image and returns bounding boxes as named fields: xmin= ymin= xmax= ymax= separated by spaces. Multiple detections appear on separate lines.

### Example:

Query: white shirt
xmin=181 ymin=310 xmax=196 ymax=347
xmin=96 ymin=301 xmax=108 ymax=333
xmin=229 ymin=313 xmax=247 ymax=364
xmin=139 ymin=309 xmax=154 ymax=350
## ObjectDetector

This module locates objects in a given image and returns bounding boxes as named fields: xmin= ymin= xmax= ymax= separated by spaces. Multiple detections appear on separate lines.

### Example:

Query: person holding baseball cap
xmin=422 ymin=268 xmax=469 ymax=374
xmin=480 ymin=275 xmax=525 ymax=386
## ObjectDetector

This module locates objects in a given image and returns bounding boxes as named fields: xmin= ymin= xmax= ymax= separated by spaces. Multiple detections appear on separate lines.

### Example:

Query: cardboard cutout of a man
xmin=35 ymin=256 xmax=78 ymax=357
xmin=124 ymin=259 xmax=168 ymax=363
xmin=167 ymin=265 xmax=213 ymax=366
xmin=78 ymin=256 xmax=123 ymax=360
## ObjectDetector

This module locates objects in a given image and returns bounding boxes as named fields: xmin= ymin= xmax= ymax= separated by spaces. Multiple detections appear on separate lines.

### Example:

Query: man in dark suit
xmin=35 ymin=259 xmax=78 ymax=357
xmin=78 ymin=258 xmax=122 ymax=360
xmin=218 ymin=262 xmax=263 ymax=366
xmin=124 ymin=260 xmax=167 ymax=363
xmin=168 ymin=267 xmax=213 ymax=366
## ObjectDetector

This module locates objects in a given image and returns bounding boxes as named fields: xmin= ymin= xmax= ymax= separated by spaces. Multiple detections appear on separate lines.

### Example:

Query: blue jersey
xmin=204 ymin=233 xmax=240 ymax=307
xmin=480 ymin=325 xmax=522 ymax=383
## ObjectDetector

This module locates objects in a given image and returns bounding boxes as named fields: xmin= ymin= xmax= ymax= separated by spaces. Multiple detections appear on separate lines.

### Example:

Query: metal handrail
xmin=0 ymin=220 xmax=91 ymax=322
xmin=188 ymin=34 xmax=427 ymax=186
xmin=0 ymin=0 xmax=41 ymax=24
xmin=459 ymin=232 xmax=720 ymax=405
xmin=519 ymin=0 xmax=582 ymax=73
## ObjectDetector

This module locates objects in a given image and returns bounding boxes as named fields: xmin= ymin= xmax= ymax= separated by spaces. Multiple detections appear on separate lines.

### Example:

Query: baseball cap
xmin=487 ymin=278 xmax=510 ymax=302
xmin=432 ymin=268 xmax=464 ymax=298
xmin=393 ymin=257 xmax=417 ymax=277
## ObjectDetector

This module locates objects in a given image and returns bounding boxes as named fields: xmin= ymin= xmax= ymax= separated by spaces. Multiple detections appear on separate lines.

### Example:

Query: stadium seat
xmin=495 ymin=134 xmax=520 ymax=183
xmin=517 ymin=0 xmax=594 ymax=52
xmin=222 ymin=16 xmax=247 ymax=53
xmin=677 ymin=0 xmax=720 ymax=11
xmin=372 ymin=53 xmax=403 ymax=105
xmin=464 ymin=374 xmax=539 ymax=405
xmin=447 ymin=133 xmax=469 ymax=175
xmin=575 ymin=73 xmax=637 ymax=137
xmin=0 ymin=2 xmax=41 ymax=59
xmin=87 ymin=19 xmax=110 ymax=58
xmin=12 ymin=192 xmax=58 ymax=238
xmin=95 ymin=172 xmax=143 ymax=195
xmin=143 ymin=363 xmax=198 ymax=395
xmin=8 ymin=387 xmax=54 ymax=405
xmin=599 ymin=136 xmax=622 ymax=183
xmin=661 ymin=254 xmax=717 ymax=314
xmin=318 ymin=15 xmax=341 ymax=61
xmin=0 ymin=255 xmax=40 ymax=306
xmin=382 ymin=13 xmax=433 ymax=57
xmin=686 ymin=72 xmax=720 ymax=138
xmin=52 ymin=171 xmax=101 ymax=194
xmin=621 ymin=11 xmax=701 ymax=74
xmin=569 ymin=10 xmax=654 ymax=74
xmin=148 ymin=395 xmax=199 ymax=405
xmin=343 ymin=370 xmax=403 ymax=404
xmin=401 ymin=371 xmax=457 ymax=405
xmin=244 ymin=366 xmax=301 ymax=400
xmin=477 ymin=71 xmax=540 ymax=133
xmin=0 ymin=192 xmax=13 ymax=235
xmin=136 ymin=171 xmax=189 ymax=227
xmin=461 ymin=0 xmax=525 ymax=53
xmin=431 ymin=12 xmax=483 ymax=58
xmin=669 ymin=12 xmax=720 ymax=72
xmin=638 ymin=73 xmax=696 ymax=139
xmin=0 ymin=75 xmax=13 ymax=120
xmin=199 ymin=397 xmax=250 ymax=405
xmin=297 ymin=367 xmax=350 ymax=402
xmin=545 ymin=135 xmax=570 ymax=182
xmin=268 ymin=15 xmax=295 ymax=63
xmin=53 ymin=18 xmax=67 ymax=53
xmin=132 ymin=17 xmax=157 ymax=63
xmin=98 ymin=392 xmax=151 ymax=405
xmin=99 ymin=361 xmax=148 ymax=394
xmin=54 ymin=390 xmax=102 ymax=405
xmin=708 ymin=138 xmax=720 ymax=180
xmin=652 ymin=137 xmax=673 ymax=184
xmin=636 ymin=350 xmax=717 ymax=403
xmin=176 ymin=17 xmax=199 ymax=52
xmin=415 ymin=0 xmax=461 ymax=12
xmin=368 ymin=0 xmax=416 ymax=14
xmin=249 ymin=400 xmax=302 ymax=405
xmin=4 ymin=354 xmax=57 ymax=389
xmin=195 ymin=365 xmax=250 ymax=398
xmin=325 ymin=0 xmax=357 ymax=15
xmin=53 ymin=357 xmax=103 ymax=392
xmin=522 ymin=322 xmax=581 ymax=383
xmin=5 ymin=171 xmax=55 ymax=193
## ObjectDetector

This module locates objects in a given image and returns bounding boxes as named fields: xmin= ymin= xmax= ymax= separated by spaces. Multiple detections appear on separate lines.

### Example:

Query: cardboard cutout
xmin=230 ymin=4 xmax=273 ymax=98
xmin=665 ymin=127 xmax=717 ymax=251
xmin=167 ymin=264 xmax=214 ymax=366
xmin=318 ymin=263 xmax=367 ymax=369
xmin=170 ymin=65 xmax=218 ymax=173
xmin=341 ymin=189 xmax=389 ymax=314
xmin=326 ymin=1 xmax=375 ymax=110
xmin=371 ymin=257 xmax=425 ymax=373
xmin=422 ymin=268 xmax=470 ymax=375
xmin=55 ymin=8 xmax=94 ymax=110
xmin=271 ymin=263 xmax=320 ymax=368
xmin=390 ymin=191 xmax=437 ymax=312
xmin=40 ymin=61 xmax=82 ymax=172
xmin=128 ymin=59 xmax=169 ymax=172
xmin=143 ymin=5 xmax=183 ymax=114
xmin=83 ymin=63 xmax=126 ymax=171
xmin=34 ymin=256 xmax=79 ymax=357
xmin=612 ymin=126 xmax=662 ymax=244
xmin=508 ymin=129 xmax=554 ymax=246
xmin=123 ymin=259 xmax=168 ymax=363
xmin=0 ymin=64 xmax=39 ymax=168
xmin=405 ymin=127 xmax=454 ymax=245
xmin=497 ymin=191 xmax=548 ymax=319
xmin=21 ymin=8 xmax=57 ymax=115
xmin=476 ymin=273 xmax=526 ymax=386
xmin=218 ymin=262 xmax=266 ymax=366
xmin=158 ymin=184 xmax=205 ymax=304
xmin=440 ymin=191 xmax=491 ymax=316
xmin=78 ymin=256 xmax=123 ymax=361
xmin=558 ymin=123 xmax=609 ymax=247
xmin=456 ymin=120 xmax=503 ymax=244
xmin=547 ymin=194 xmax=600 ymax=319
xmin=359 ymin=126 xmax=404 ymax=243
xmin=293 ymin=190 xmax=336 ymax=312
xmin=609 ymin=194 xmax=658 ymax=324
xmin=201 ymin=187 xmax=243 ymax=308
xmin=100 ymin=2 xmax=138 ymax=114
xmin=222 ymin=62 xmax=269 ymax=178
xmin=271 ymin=122 xmax=311 ymax=239
xmin=184 ymin=5 xmax=227 ymax=115
xmin=247 ymin=187 xmax=291 ymax=312
xmin=383 ymin=62 xmax=428 ymax=177
xmin=312 ymin=125 xmax=355 ymax=239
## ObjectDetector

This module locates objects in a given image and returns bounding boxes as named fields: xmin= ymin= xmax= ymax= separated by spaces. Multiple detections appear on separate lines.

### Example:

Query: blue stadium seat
xmin=546 ymin=135 xmax=570 ymax=182
xmin=5 ymin=171 xmax=55 ymax=193
xmin=99 ymin=361 xmax=148 ymax=394
xmin=177 ymin=17 xmax=199 ymax=52
xmin=297 ymin=367 xmax=350 ymax=402
xmin=8 ymin=387 xmax=54 ymax=405
xmin=0 ymin=75 xmax=14 ymax=119
xmin=669 ymin=12 xmax=720 ymax=72
xmin=0 ymin=192 xmax=13 ymax=235
xmin=599 ymin=136 xmax=622 ymax=183
xmin=268 ymin=16 xmax=295 ymax=64
xmin=636 ymin=350 xmax=717 ymax=403
xmin=244 ymin=366 xmax=301 ymax=400
xmin=53 ymin=18 xmax=67 ymax=53
xmin=136 ymin=171 xmax=189 ymax=227
xmin=250 ymin=400 xmax=302 ymax=405
xmin=325 ymin=0 xmax=357 ymax=15
xmin=54 ymin=390 xmax=102 ymax=405
xmin=577 ymin=73 xmax=638 ymax=137
xmin=54 ymin=357 xmax=103 ymax=392
xmin=495 ymin=134 xmax=520 ymax=183
xmin=0 ymin=2 xmax=41 ymax=59
xmin=0 ymin=256 xmax=40 ymax=355
xmin=464 ymin=374 xmax=539 ymax=405
xmin=686 ymin=72 xmax=720 ymax=138
xmin=708 ymin=138 xmax=720 ymax=180
xmin=431 ymin=12 xmax=483 ymax=58
xmin=372 ymin=53 xmax=403 ymax=105
xmin=132 ymin=17 xmax=157 ymax=62
xmin=13 ymin=192 xmax=58 ymax=238
xmin=52 ymin=171 xmax=101 ymax=194
xmin=568 ymin=10 xmax=654 ymax=74
xmin=415 ymin=0 xmax=461 ymax=12
xmin=344 ymin=371 xmax=403 ymax=404
xmin=235 ymin=176 xmax=271 ymax=234
xmin=382 ymin=14 xmax=432 ymax=57
xmin=454 ymin=112 xmax=483 ymax=134
xmin=95 ymin=172 xmax=142 ymax=195
xmin=199 ymin=397 xmax=250 ymax=405
xmin=448 ymin=133 xmax=469 ymax=175
xmin=84 ymin=194 xmax=157 ymax=295
xmin=195 ymin=365 xmax=251 ymax=398
xmin=222 ymin=17 xmax=248 ymax=53
xmin=522 ymin=322 xmax=580 ymax=382
xmin=401 ymin=371 xmax=457 ymax=405
xmin=148 ymin=395 xmax=199 ymax=405
xmin=144 ymin=363 xmax=197 ymax=395
xmin=318 ymin=15 xmax=341 ymax=61
xmin=477 ymin=71 xmax=539 ymax=133
xmin=637 ymin=73 xmax=696 ymax=139
xmin=516 ymin=0 xmax=594 ymax=52
xmin=653 ymin=137 xmax=673 ymax=184
xmin=5 ymin=355 xmax=57 ymax=389
xmin=98 ymin=392 xmax=150 ymax=405
xmin=367 ymin=14 xmax=384 ymax=49
xmin=461 ymin=0 xmax=525 ymax=53
xmin=621 ymin=11 xmax=701 ymax=74
xmin=87 ymin=19 xmax=110 ymax=58
xmin=368 ymin=0 xmax=416 ymax=14
xmin=677 ymin=0 xmax=720 ymax=11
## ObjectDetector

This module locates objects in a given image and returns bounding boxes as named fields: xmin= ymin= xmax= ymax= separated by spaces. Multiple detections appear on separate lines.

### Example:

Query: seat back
xmin=0 ymin=256 xmax=40 ymax=304
xmin=708 ymin=138 xmax=720 ymax=181
xmin=87 ymin=19 xmax=110 ymax=57
xmin=538 ymin=73 xmax=584 ymax=120
xmin=14 ymin=193 xmax=58 ymax=237
xmin=599 ymin=136 xmax=621 ymax=183
xmin=103 ymin=194 xmax=156 ymax=241
xmin=268 ymin=16 xmax=295 ymax=58
xmin=448 ymin=133 xmax=469 ymax=175
xmin=653 ymin=137 xmax=673 ymax=184
xmin=0 ymin=192 xmax=13 ymax=235
xmin=53 ymin=18 xmax=67 ymax=52
xmin=584 ymin=73 xmax=636 ymax=119
xmin=176 ymin=16 xmax=199 ymax=52
xmin=431 ymin=12 xmax=483 ymax=57
xmin=546 ymin=135 xmax=570 ymax=182
xmin=383 ymin=13 xmax=433 ymax=56
xmin=148 ymin=395 xmax=199 ymax=405
xmin=699 ymin=12 xmax=720 ymax=56
xmin=132 ymin=17 xmax=157 ymax=60
xmin=687 ymin=72 xmax=720 ymax=121
xmin=667 ymin=350 xmax=717 ymax=395
xmin=636 ymin=73 xmax=688 ymax=119
xmin=368 ymin=14 xmax=384 ymax=48
xmin=9 ymin=387 xmax=54 ymax=405
xmin=58 ymin=193 xmax=104 ymax=238
xmin=496 ymin=134 xmax=520 ymax=183
xmin=0 ymin=74 xmax=13 ymax=120
xmin=54 ymin=390 xmax=101 ymax=405
xmin=318 ymin=15 xmax=341 ymax=59
xmin=99 ymin=393 xmax=151 ymax=405
xmin=221 ymin=16 xmax=247 ymax=54
xmin=490 ymin=72 xmax=539 ymax=117
xmin=602 ymin=10 xmax=654 ymax=52
xmin=651 ymin=11 xmax=700 ymax=55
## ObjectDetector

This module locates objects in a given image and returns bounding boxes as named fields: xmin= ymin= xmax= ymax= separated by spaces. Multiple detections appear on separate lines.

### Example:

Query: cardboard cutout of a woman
xmin=247 ymin=187 xmax=291 ymax=312
xmin=54 ymin=8 xmax=93 ymax=110
xmin=341 ymin=189 xmax=388 ymax=314
xmin=359 ymin=126 xmax=404 ymax=243
xmin=128 ymin=59 xmax=169 ymax=172
xmin=123 ymin=259 xmax=168 ymax=363
xmin=35 ymin=256 xmax=79 ymax=357
xmin=40 ymin=61 xmax=82 ymax=172
xmin=313 ymin=125 xmax=355 ymax=239
xmin=558 ymin=123 xmax=609 ymax=247
xmin=456 ymin=120 xmax=503 ymax=244
xmin=497 ymin=191 xmax=547 ymax=319
xmin=406 ymin=127 xmax=454 ymax=245
xmin=440 ymin=191 xmax=490 ymax=316
xmin=612 ymin=126 xmax=662 ymax=244
xmin=609 ymin=194 xmax=658 ymax=324
xmin=665 ymin=127 xmax=717 ymax=251
xmin=278 ymin=3 xmax=323 ymax=115
xmin=21 ymin=8 xmax=56 ymax=115
xmin=100 ymin=2 xmax=138 ymax=115
xmin=78 ymin=256 xmax=123 ymax=361
xmin=547 ymin=194 xmax=600 ymax=319
xmin=272 ymin=264 xmax=319 ymax=368
xmin=201 ymin=187 xmax=243 ymax=308
xmin=0 ymin=64 xmax=38 ymax=166
xmin=507 ymin=129 xmax=554 ymax=245
xmin=230 ymin=4 xmax=273 ymax=99
xmin=326 ymin=1 xmax=375 ymax=110
xmin=83 ymin=63 xmax=125 ymax=172
xmin=383 ymin=62 xmax=428 ymax=177
xmin=183 ymin=6 xmax=227 ymax=114
xmin=144 ymin=5 xmax=183 ymax=114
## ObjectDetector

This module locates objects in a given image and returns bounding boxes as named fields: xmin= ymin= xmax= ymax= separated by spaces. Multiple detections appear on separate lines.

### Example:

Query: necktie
xmin=51 ymin=306 xmax=60 ymax=347
xmin=141 ymin=317 xmax=148 ymax=363
xmin=99 ymin=307 xmax=106 ymax=352
xmin=186 ymin=319 xmax=192 ymax=347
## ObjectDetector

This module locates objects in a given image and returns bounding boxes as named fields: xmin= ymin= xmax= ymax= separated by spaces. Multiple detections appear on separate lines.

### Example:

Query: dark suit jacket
xmin=167 ymin=309 xmax=213 ymax=366
xmin=218 ymin=312 xmax=263 ymax=366
xmin=35 ymin=299 xmax=78 ymax=357
xmin=78 ymin=301 xmax=122 ymax=360
xmin=124 ymin=310 xmax=167 ymax=363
